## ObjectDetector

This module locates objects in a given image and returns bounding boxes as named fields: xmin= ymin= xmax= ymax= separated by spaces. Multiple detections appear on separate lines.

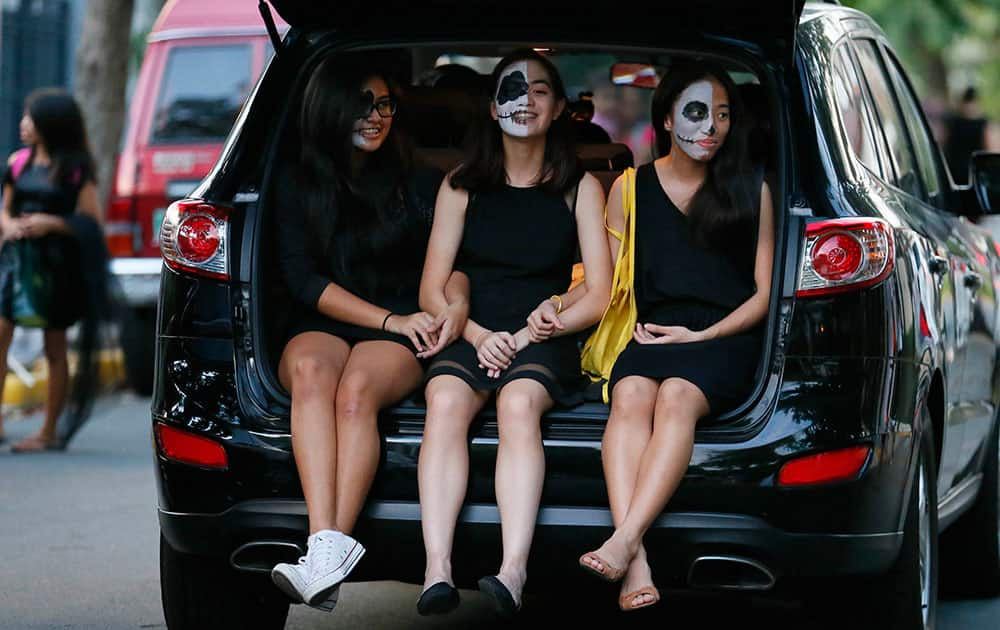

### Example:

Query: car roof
xmin=150 ymin=0 xmax=287 ymax=39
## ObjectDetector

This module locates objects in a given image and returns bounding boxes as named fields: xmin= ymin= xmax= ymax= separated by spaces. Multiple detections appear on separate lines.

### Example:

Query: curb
xmin=2 ymin=349 xmax=126 ymax=410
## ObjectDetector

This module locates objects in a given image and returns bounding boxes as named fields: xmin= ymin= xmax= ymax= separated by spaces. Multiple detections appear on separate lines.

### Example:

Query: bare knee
xmin=336 ymin=371 xmax=376 ymax=424
xmin=289 ymin=355 xmax=339 ymax=399
xmin=654 ymin=379 xmax=705 ymax=426
xmin=496 ymin=388 xmax=546 ymax=440
xmin=425 ymin=379 xmax=476 ymax=435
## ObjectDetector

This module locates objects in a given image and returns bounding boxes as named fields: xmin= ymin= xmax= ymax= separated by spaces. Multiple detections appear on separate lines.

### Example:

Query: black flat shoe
xmin=416 ymin=582 xmax=460 ymax=616
xmin=477 ymin=575 xmax=521 ymax=618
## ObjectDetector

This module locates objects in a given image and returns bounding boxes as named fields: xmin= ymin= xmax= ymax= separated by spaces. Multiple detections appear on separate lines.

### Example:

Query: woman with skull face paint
xmin=269 ymin=54 xmax=471 ymax=611
xmin=578 ymin=62 xmax=774 ymax=611
xmin=416 ymin=50 xmax=613 ymax=617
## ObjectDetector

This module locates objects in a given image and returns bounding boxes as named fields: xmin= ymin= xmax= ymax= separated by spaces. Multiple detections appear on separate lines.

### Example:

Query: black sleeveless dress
xmin=0 ymin=158 xmax=90 ymax=329
xmin=608 ymin=163 xmax=762 ymax=414
xmin=425 ymin=183 xmax=584 ymax=406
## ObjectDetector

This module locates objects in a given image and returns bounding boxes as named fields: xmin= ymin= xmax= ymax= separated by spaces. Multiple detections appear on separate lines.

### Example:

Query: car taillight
xmin=155 ymin=423 xmax=228 ymax=470
xmin=106 ymin=196 xmax=137 ymax=257
xmin=777 ymin=446 xmax=871 ymax=486
xmin=160 ymin=199 xmax=229 ymax=280
xmin=797 ymin=218 xmax=894 ymax=297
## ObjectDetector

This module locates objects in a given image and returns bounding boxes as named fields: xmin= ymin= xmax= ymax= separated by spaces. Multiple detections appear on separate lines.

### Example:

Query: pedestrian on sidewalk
xmin=943 ymin=86 xmax=1000 ymax=185
xmin=0 ymin=88 xmax=102 ymax=452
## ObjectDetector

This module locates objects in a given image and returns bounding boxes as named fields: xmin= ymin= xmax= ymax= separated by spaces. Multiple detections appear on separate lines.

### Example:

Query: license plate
xmin=152 ymin=208 xmax=165 ymax=244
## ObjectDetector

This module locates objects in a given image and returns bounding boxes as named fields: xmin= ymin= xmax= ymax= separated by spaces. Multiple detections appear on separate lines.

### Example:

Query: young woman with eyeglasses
xmin=269 ymin=54 xmax=469 ymax=612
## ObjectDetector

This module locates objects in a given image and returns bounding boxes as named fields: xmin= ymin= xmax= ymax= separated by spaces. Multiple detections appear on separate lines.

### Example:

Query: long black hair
xmin=451 ymin=49 xmax=581 ymax=194
xmin=296 ymin=53 xmax=414 ymax=298
xmin=24 ymin=88 xmax=95 ymax=186
xmin=651 ymin=61 xmax=757 ymax=251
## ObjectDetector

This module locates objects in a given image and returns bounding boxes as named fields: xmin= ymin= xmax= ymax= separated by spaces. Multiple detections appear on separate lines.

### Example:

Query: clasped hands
xmin=386 ymin=300 xmax=468 ymax=359
xmin=1 ymin=213 xmax=64 ymax=240
xmin=474 ymin=297 xmax=565 ymax=379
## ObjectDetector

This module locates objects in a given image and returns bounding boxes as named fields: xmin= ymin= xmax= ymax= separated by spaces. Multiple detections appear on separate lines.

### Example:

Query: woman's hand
xmin=417 ymin=300 xmax=469 ymax=359
xmin=526 ymin=297 xmax=564 ymax=342
xmin=474 ymin=330 xmax=516 ymax=379
xmin=385 ymin=312 xmax=438 ymax=354
xmin=0 ymin=216 xmax=26 ymax=240
xmin=633 ymin=323 xmax=705 ymax=344
xmin=20 ymin=213 xmax=65 ymax=239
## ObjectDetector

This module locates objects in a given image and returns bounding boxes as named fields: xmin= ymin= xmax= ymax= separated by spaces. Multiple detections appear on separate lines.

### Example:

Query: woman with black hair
xmin=416 ymin=49 xmax=613 ymax=617
xmin=269 ymin=54 xmax=469 ymax=612
xmin=578 ymin=62 xmax=774 ymax=611
xmin=0 ymin=88 xmax=101 ymax=452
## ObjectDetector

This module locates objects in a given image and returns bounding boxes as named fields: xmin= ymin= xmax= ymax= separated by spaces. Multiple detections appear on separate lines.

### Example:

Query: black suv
xmin=152 ymin=2 xmax=1000 ymax=628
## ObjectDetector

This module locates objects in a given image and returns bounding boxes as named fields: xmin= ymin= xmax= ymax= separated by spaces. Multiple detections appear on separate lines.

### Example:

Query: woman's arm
xmin=639 ymin=181 xmax=774 ymax=344
xmin=419 ymin=175 xmax=514 ymax=371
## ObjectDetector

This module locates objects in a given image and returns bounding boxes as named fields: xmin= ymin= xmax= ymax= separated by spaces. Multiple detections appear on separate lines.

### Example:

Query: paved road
xmin=0 ymin=393 xmax=997 ymax=629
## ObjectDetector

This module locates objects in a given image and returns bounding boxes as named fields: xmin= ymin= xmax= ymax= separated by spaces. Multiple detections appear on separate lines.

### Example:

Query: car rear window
xmin=150 ymin=44 xmax=252 ymax=144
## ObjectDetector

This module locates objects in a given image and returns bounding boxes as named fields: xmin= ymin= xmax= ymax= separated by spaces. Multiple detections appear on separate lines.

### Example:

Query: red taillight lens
xmin=106 ymin=196 xmax=137 ymax=257
xmin=797 ymin=219 xmax=894 ymax=297
xmin=155 ymin=423 xmax=228 ymax=469
xmin=176 ymin=215 xmax=221 ymax=263
xmin=160 ymin=199 xmax=229 ymax=280
xmin=777 ymin=446 xmax=870 ymax=486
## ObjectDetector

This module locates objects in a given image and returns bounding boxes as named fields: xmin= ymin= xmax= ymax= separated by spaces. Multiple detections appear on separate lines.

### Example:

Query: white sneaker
xmin=299 ymin=530 xmax=366 ymax=606
xmin=271 ymin=560 xmax=341 ymax=612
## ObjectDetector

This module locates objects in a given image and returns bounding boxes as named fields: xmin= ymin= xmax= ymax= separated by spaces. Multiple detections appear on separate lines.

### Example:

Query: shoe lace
xmin=305 ymin=533 xmax=348 ymax=575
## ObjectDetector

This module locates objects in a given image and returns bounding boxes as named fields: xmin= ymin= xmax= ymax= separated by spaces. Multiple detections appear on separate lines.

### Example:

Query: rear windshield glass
xmin=151 ymin=44 xmax=252 ymax=144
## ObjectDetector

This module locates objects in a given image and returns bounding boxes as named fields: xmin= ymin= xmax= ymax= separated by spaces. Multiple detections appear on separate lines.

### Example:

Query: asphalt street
xmin=0 ymin=392 xmax=997 ymax=629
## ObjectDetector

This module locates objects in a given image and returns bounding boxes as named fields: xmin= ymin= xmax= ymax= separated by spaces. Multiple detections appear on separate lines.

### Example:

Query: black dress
xmin=608 ymin=163 xmax=762 ymax=414
xmin=0 ymin=156 xmax=90 ymax=329
xmin=425 ymin=182 xmax=584 ymax=406
xmin=276 ymin=167 xmax=442 ymax=353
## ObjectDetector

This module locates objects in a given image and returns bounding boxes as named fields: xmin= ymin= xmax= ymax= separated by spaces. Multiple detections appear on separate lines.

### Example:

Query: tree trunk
xmin=74 ymin=0 xmax=135 ymax=210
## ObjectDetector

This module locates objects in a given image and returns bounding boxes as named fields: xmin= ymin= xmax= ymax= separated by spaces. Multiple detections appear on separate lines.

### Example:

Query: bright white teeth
xmin=512 ymin=111 xmax=536 ymax=124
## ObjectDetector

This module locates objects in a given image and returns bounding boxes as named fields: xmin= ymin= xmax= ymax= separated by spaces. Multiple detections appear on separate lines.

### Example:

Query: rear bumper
xmin=159 ymin=499 xmax=902 ymax=586
xmin=110 ymin=257 xmax=162 ymax=307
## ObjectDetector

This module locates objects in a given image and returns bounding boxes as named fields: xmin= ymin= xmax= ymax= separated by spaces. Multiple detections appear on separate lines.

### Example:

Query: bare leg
xmin=492 ymin=378 xmax=552 ymax=606
xmin=333 ymin=341 xmax=423 ymax=535
xmin=419 ymin=375 xmax=488 ymax=592
xmin=597 ymin=376 xmax=659 ymax=605
xmin=0 ymin=317 xmax=13 ymax=440
xmin=584 ymin=378 xmax=708 ymax=583
xmin=40 ymin=329 xmax=68 ymax=442
xmin=278 ymin=332 xmax=351 ymax=535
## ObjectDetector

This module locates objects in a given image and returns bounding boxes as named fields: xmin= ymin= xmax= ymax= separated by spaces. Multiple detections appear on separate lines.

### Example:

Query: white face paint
xmin=495 ymin=61 xmax=531 ymax=138
xmin=672 ymin=80 xmax=718 ymax=161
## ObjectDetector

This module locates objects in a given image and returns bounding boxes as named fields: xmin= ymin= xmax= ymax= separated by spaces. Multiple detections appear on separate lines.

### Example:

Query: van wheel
xmin=941 ymin=415 xmax=1000 ymax=596
xmin=121 ymin=306 xmax=155 ymax=395
xmin=160 ymin=534 xmax=289 ymax=630
xmin=873 ymin=423 xmax=939 ymax=630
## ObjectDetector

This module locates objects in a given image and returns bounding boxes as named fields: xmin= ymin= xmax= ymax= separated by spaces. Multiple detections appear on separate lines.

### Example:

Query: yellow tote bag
xmin=581 ymin=167 xmax=638 ymax=403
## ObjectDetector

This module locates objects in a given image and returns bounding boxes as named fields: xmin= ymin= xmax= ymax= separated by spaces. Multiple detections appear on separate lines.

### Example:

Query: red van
xmin=108 ymin=0 xmax=285 ymax=393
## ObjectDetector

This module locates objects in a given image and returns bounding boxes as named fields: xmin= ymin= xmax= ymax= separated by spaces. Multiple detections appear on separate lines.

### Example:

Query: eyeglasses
xmin=359 ymin=98 xmax=397 ymax=119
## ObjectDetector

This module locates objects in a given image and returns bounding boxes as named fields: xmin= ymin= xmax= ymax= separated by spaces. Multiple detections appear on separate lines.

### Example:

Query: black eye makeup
xmin=682 ymin=101 xmax=709 ymax=122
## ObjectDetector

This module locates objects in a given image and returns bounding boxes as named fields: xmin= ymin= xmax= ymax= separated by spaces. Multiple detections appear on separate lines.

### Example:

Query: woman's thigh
xmin=277 ymin=331 xmax=352 ymax=393
xmin=336 ymin=340 xmax=424 ymax=408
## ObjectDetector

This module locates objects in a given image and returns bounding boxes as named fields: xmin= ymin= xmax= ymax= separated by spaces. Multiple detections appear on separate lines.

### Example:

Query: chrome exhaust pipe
xmin=230 ymin=541 xmax=304 ymax=573
xmin=687 ymin=555 xmax=777 ymax=591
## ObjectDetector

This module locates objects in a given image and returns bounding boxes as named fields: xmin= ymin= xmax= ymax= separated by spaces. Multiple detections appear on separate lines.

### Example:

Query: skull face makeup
xmin=495 ymin=61 xmax=531 ymax=137
xmin=671 ymin=79 xmax=728 ymax=161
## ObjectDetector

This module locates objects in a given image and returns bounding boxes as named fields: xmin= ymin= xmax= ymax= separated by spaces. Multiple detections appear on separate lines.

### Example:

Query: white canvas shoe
xmin=299 ymin=530 xmax=366 ymax=606
xmin=271 ymin=559 xmax=308 ymax=603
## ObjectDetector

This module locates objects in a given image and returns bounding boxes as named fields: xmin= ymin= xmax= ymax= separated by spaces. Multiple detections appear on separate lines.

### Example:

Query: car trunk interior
xmin=249 ymin=40 xmax=784 ymax=439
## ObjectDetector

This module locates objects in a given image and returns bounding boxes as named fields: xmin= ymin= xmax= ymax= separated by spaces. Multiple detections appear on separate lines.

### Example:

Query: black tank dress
xmin=0 ymin=157 xmax=90 ymax=329
xmin=425 ymin=182 xmax=584 ymax=406
xmin=608 ymin=163 xmax=762 ymax=414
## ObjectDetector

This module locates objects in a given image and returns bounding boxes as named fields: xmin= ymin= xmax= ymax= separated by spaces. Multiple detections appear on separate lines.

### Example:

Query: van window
xmin=151 ymin=44 xmax=253 ymax=144
xmin=884 ymin=50 xmax=943 ymax=202
xmin=830 ymin=43 xmax=883 ymax=177
xmin=852 ymin=38 xmax=924 ymax=200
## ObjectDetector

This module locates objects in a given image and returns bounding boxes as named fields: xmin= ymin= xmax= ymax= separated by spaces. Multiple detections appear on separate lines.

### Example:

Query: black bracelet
xmin=381 ymin=312 xmax=394 ymax=331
